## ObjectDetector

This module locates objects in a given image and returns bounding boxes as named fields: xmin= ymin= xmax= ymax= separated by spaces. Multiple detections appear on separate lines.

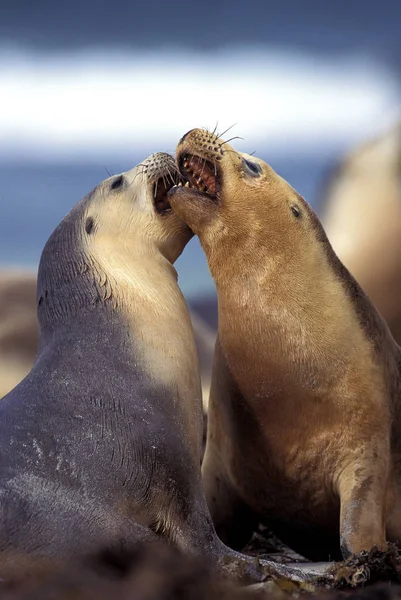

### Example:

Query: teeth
xmin=197 ymin=177 xmax=202 ymax=185
xmin=184 ymin=181 xmax=190 ymax=188
xmin=177 ymin=182 xmax=183 ymax=187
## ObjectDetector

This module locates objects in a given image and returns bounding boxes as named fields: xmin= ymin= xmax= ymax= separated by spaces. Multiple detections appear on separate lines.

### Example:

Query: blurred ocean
xmin=1 ymin=39 xmax=400 ymax=299
xmin=0 ymin=152 xmax=338 ymax=298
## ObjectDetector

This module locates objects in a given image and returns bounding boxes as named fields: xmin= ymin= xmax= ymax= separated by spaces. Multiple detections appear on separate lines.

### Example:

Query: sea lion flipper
xmin=215 ymin=546 xmax=333 ymax=584
xmin=338 ymin=451 xmax=388 ymax=557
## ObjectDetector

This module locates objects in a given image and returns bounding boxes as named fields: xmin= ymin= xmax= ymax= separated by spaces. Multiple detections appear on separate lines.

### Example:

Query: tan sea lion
xmin=320 ymin=123 xmax=401 ymax=345
xmin=0 ymin=151 xmax=311 ymax=584
xmin=169 ymin=128 xmax=401 ymax=561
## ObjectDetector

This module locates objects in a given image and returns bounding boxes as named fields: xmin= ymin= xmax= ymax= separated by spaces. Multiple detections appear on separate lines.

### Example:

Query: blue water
xmin=0 ymin=150 xmax=337 ymax=299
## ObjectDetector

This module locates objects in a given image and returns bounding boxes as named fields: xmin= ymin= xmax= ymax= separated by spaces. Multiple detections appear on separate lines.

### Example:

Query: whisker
xmin=222 ymin=148 xmax=243 ymax=157
xmin=201 ymin=124 xmax=216 ymax=137
xmin=219 ymin=136 xmax=244 ymax=147
xmin=199 ymin=157 xmax=208 ymax=179
xmin=166 ymin=169 xmax=174 ymax=185
xmin=104 ymin=167 xmax=113 ymax=177
xmin=167 ymin=163 xmax=180 ymax=184
xmin=130 ymin=167 xmax=147 ymax=185
xmin=161 ymin=150 xmax=177 ymax=160
xmin=217 ymin=123 xmax=237 ymax=139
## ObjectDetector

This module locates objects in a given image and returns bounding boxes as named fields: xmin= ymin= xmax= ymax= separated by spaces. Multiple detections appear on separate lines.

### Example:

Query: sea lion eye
xmin=85 ymin=217 xmax=95 ymax=234
xmin=291 ymin=205 xmax=301 ymax=218
xmin=110 ymin=175 xmax=125 ymax=190
xmin=243 ymin=159 xmax=261 ymax=177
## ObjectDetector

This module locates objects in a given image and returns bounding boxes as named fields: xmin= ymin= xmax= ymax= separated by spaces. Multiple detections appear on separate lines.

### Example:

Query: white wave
xmin=0 ymin=46 xmax=399 ymax=160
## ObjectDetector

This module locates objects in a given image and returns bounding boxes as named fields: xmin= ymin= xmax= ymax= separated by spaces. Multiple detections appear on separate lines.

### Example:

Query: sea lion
xmin=0 ymin=270 xmax=214 ymax=457
xmin=0 ymin=152 xmax=309 ymax=584
xmin=169 ymin=128 xmax=401 ymax=561
xmin=0 ymin=271 xmax=38 ymax=398
xmin=320 ymin=123 xmax=401 ymax=345
xmin=0 ymin=270 xmax=214 ymax=405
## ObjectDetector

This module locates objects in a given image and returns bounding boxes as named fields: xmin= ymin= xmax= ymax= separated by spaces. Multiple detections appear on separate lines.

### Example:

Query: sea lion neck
xmin=36 ymin=198 xmax=180 ymax=346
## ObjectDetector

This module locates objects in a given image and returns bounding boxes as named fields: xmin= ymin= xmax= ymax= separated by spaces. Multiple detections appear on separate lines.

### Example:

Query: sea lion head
xmin=169 ymin=128 xmax=320 ymax=279
xmin=37 ymin=152 xmax=192 ymax=331
xmin=82 ymin=152 xmax=192 ymax=265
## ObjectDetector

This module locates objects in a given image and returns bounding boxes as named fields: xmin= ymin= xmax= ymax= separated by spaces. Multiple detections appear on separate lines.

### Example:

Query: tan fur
xmin=321 ymin=123 xmax=401 ymax=344
xmin=169 ymin=128 xmax=401 ymax=561
xmin=86 ymin=177 xmax=197 ymax=387
xmin=80 ymin=167 xmax=213 ymax=457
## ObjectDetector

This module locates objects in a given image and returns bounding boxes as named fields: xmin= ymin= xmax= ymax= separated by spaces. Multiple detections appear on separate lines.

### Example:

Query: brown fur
xmin=169 ymin=128 xmax=401 ymax=561
xmin=320 ymin=123 xmax=401 ymax=345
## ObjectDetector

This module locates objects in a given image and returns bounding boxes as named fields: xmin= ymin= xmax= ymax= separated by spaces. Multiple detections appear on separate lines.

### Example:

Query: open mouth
xmin=153 ymin=171 xmax=183 ymax=214
xmin=177 ymin=154 xmax=218 ymax=199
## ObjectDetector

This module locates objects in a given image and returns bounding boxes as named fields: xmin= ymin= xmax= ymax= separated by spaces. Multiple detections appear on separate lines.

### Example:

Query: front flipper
xmin=337 ymin=450 xmax=388 ymax=558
